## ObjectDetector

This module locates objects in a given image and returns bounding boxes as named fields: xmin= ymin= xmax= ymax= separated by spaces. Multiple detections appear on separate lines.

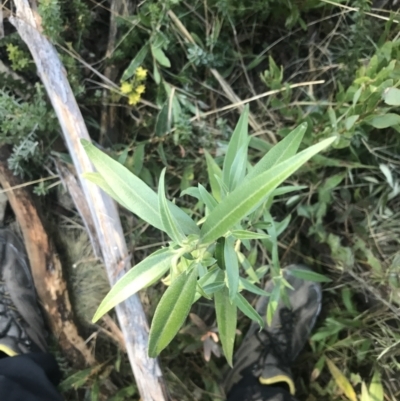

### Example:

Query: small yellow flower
xmin=136 ymin=84 xmax=146 ymax=95
xmin=128 ymin=92 xmax=141 ymax=105
xmin=120 ymin=81 xmax=133 ymax=94
xmin=135 ymin=66 xmax=148 ymax=80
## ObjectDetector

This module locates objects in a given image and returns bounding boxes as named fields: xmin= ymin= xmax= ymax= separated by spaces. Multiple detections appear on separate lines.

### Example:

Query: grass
xmin=2 ymin=0 xmax=400 ymax=400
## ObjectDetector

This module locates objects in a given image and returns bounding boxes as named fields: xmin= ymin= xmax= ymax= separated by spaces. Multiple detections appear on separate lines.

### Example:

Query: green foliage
xmin=0 ymin=85 xmax=58 ymax=177
xmin=84 ymin=111 xmax=333 ymax=362
xmin=148 ymin=266 xmax=198 ymax=357
xmin=0 ymin=85 xmax=57 ymax=143
xmin=38 ymin=0 xmax=64 ymax=42
xmin=264 ymin=38 xmax=400 ymax=151
xmin=2 ymin=0 xmax=399 ymax=397
xmin=6 ymin=44 xmax=30 ymax=71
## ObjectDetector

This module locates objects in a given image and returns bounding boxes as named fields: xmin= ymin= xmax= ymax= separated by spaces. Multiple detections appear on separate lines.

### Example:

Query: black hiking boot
xmin=0 ymin=228 xmax=47 ymax=356
xmin=224 ymin=264 xmax=322 ymax=397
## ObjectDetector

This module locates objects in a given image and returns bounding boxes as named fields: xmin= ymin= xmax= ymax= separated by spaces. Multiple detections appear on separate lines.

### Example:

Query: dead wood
xmin=0 ymin=145 xmax=95 ymax=367
xmin=10 ymin=2 xmax=167 ymax=399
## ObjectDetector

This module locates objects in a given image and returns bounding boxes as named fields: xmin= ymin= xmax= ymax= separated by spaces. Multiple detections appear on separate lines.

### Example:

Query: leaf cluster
xmin=83 ymin=106 xmax=333 ymax=363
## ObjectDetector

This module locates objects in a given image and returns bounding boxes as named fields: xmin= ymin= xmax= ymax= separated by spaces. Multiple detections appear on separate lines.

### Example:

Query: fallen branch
xmin=0 ymin=146 xmax=95 ymax=367
xmin=10 ymin=2 xmax=167 ymax=400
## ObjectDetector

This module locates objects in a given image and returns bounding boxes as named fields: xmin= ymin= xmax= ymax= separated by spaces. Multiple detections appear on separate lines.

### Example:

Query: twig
xmin=10 ymin=2 xmax=167 ymax=400
xmin=320 ymin=0 xmax=399 ymax=23
xmin=189 ymin=80 xmax=325 ymax=120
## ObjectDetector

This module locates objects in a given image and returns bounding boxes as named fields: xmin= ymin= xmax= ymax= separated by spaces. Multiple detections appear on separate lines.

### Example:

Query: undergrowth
xmin=1 ymin=0 xmax=400 ymax=400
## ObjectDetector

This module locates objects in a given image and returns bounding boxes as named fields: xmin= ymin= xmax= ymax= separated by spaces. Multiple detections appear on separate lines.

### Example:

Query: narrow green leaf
xmin=245 ymin=123 xmax=307 ymax=182
xmin=328 ymin=107 xmax=337 ymax=131
xmin=266 ymin=280 xmax=281 ymax=326
xmin=204 ymin=150 xmax=222 ymax=202
xmin=222 ymin=105 xmax=249 ymax=190
xmin=195 ymin=267 xmax=224 ymax=301
xmin=148 ymin=266 xmax=198 ymax=356
xmin=274 ymin=214 xmax=292 ymax=237
xmin=289 ymin=268 xmax=332 ymax=283
xmin=59 ymin=366 xmax=96 ymax=391
xmin=109 ymin=385 xmax=136 ymax=401
xmin=368 ymin=113 xmax=400 ymax=128
xmin=344 ymin=115 xmax=359 ymax=130
xmin=235 ymin=293 xmax=264 ymax=329
xmin=215 ymin=287 xmax=237 ymax=366
xmin=81 ymin=140 xmax=199 ymax=235
xmin=92 ymin=248 xmax=174 ymax=322
xmin=91 ymin=380 xmax=100 ymax=401
xmin=180 ymin=165 xmax=194 ymax=192
xmin=202 ymin=281 xmax=225 ymax=295
xmin=239 ymin=277 xmax=269 ymax=296
xmin=215 ymin=237 xmax=226 ymax=270
xmin=224 ymin=237 xmax=239 ymax=301
xmin=352 ymin=87 xmax=362 ymax=106
xmin=82 ymin=172 xmax=131 ymax=211
xmin=155 ymin=101 xmax=170 ymax=137
xmin=231 ymin=229 xmax=269 ymax=240
xmin=200 ymin=137 xmax=335 ymax=244
xmin=383 ymin=87 xmax=400 ymax=106
xmin=153 ymin=63 xmax=161 ymax=84
xmin=271 ymin=185 xmax=307 ymax=198
xmin=196 ymin=282 xmax=212 ymax=300
xmin=132 ymin=144 xmax=145 ymax=176
xmin=198 ymin=184 xmax=218 ymax=211
xmin=227 ymin=144 xmax=248 ymax=191
xmin=121 ymin=45 xmax=148 ymax=81
xmin=361 ymin=382 xmax=371 ymax=401
xmin=180 ymin=186 xmax=201 ymax=199
xmin=369 ymin=370 xmax=384 ymax=401
xmin=237 ymin=252 xmax=259 ymax=282
xmin=158 ymin=168 xmax=187 ymax=244
xmin=151 ymin=45 xmax=171 ymax=67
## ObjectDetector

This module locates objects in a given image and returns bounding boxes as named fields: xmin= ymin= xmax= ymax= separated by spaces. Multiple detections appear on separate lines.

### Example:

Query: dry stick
xmin=0 ymin=146 xmax=95 ymax=367
xmin=10 ymin=2 xmax=167 ymax=400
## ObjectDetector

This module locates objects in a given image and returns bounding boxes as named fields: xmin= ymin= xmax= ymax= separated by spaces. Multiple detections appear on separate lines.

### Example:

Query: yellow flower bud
xmin=136 ymin=84 xmax=146 ymax=95
xmin=128 ymin=92 xmax=141 ymax=105
xmin=135 ymin=66 xmax=148 ymax=80
xmin=120 ymin=81 xmax=133 ymax=94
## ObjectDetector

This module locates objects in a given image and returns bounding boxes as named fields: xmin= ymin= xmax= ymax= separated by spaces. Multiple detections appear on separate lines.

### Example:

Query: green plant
xmin=38 ymin=0 xmax=64 ymax=42
xmin=82 ymin=106 xmax=334 ymax=364
xmin=6 ymin=43 xmax=31 ymax=71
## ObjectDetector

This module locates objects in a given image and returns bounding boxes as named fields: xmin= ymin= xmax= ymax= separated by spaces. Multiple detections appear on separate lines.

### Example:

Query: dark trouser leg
xmin=0 ymin=353 xmax=63 ymax=401
xmin=227 ymin=375 xmax=298 ymax=401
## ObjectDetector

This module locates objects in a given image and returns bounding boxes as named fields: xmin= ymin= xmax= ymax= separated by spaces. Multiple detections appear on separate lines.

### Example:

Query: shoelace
xmin=253 ymin=307 xmax=297 ymax=371
xmin=0 ymin=279 xmax=30 ymax=345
